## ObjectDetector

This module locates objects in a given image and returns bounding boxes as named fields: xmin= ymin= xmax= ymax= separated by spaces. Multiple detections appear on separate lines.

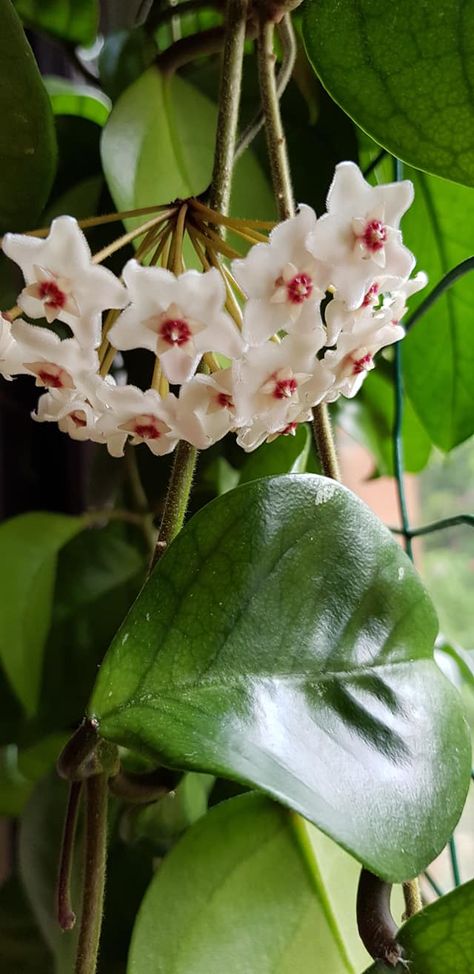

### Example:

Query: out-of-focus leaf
xmin=14 ymin=0 xmax=99 ymax=45
xmin=0 ymin=875 xmax=51 ymax=974
xmin=0 ymin=0 xmax=57 ymax=230
xmin=0 ymin=513 xmax=82 ymax=717
xmin=339 ymin=369 xmax=432 ymax=476
xmin=45 ymin=76 xmax=111 ymax=126
xmin=238 ymin=424 xmax=310 ymax=484
xmin=128 ymin=773 xmax=214 ymax=851
xmin=99 ymin=28 xmax=156 ymax=102
xmin=0 ymin=734 xmax=65 ymax=816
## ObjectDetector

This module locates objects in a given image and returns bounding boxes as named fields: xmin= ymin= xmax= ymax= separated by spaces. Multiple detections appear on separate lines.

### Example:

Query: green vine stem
xmin=151 ymin=0 xmax=249 ymax=569
xmin=257 ymin=14 xmax=340 ymax=481
xmin=74 ymin=775 xmax=109 ymax=974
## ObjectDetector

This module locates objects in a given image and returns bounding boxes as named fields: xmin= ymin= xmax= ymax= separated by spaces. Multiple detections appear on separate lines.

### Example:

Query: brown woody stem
xmin=56 ymin=780 xmax=82 ymax=931
xmin=74 ymin=775 xmax=109 ymax=974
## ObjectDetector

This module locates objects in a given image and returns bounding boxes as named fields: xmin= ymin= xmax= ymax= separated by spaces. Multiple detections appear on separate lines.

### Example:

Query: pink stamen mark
xmin=351 ymin=353 xmax=373 ymax=375
xmin=38 ymin=279 xmax=67 ymax=311
xmin=362 ymin=283 xmax=379 ymax=307
xmin=159 ymin=318 xmax=192 ymax=347
xmin=133 ymin=416 xmax=162 ymax=439
xmin=273 ymin=377 xmax=298 ymax=399
xmin=70 ymin=410 xmax=87 ymax=428
xmin=216 ymin=392 xmax=234 ymax=409
xmin=283 ymin=272 xmax=313 ymax=305
xmin=280 ymin=421 xmax=298 ymax=435
xmin=27 ymin=361 xmax=74 ymax=389
xmin=360 ymin=220 xmax=387 ymax=253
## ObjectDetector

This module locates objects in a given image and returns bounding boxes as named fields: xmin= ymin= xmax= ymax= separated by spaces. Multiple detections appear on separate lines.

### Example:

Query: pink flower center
xmin=70 ymin=410 xmax=87 ymax=428
xmin=216 ymin=392 xmax=234 ymax=409
xmin=283 ymin=272 xmax=313 ymax=305
xmin=132 ymin=415 xmax=162 ymax=440
xmin=360 ymin=220 xmax=387 ymax=253
xmin=361 ymin=283 xmax=379 ymax=307
xmin=38 ymin=279 xmax=67 ymax=311
xmin=351 ymin=353 xmax=373 ymax=375
xmin=273 ymin=377 xmax=298 ymax=399
xmin=159 ymin=318 xmax=192 ymax=347
xmin=280 ymin=421 xmax=298 ymax=435
xmin=27 ymin=361 xmax=74 ymax=389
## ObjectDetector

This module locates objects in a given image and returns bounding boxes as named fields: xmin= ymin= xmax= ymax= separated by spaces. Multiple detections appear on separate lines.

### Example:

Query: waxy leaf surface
xmin=364 ymin=879 xmax=474 ymax=973
xmin=0 ymin=0 xmax=57 ymax=230
xmin=303 ymin=0 xmax=474 ymax=187
xmin=90 ymin=476 xmax=471 ymax=881
xmin=128 ymin=793 xmax=371 ymax=974
xmin=14 ymin=0 xmax=99 ymax=46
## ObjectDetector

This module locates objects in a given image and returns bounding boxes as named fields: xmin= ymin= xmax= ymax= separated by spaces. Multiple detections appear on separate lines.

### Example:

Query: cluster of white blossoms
xmin=0 ymin=162 xmax=426 ymax=455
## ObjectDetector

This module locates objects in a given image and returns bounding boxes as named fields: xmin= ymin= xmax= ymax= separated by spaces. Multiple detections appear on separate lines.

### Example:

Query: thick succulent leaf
xmin=128 ymin=793 xmax=371 ymax=974
xmin=363 ymin=879 xmax=474 ymax=973
xmin=90 ymin=476 xmax=471 ymax=881
xmin=13 ymin=0 xmax=99 ymax=46
xmin=0 ymin=0 xmax=57 ymax=230
xmin=303 ymin=0 xmax=474 ymax=187
xmin=101 ymin=66 xmax=275 ymax=233
xmin=0 ymin=513 xmax=82 ymax=717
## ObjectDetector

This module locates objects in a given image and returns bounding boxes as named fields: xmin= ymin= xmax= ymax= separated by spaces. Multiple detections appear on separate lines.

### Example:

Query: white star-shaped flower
xmin=324 ymin=317 xmax=405 ymax=400
xmin=10 ymin=320 xmax=98 ymax=389
xmin=0 ymin=314 xmax=25 ymax=379
xmin=307 ymin=162 xmax=415 ymax=309
xmin=232 ymin=205 xmax=329 ymax=346
xmin=175 ymin=369 xmax=235 ymax=448
xmin=93 ymin=382 xmax=179 ymax=457
xmin=33 ymin=388 xmax=102 ymax=442
xmin=108 ymin=261 xmax=243 ymax=384
xmin=2 ymin=216 xmax=128 ymax=348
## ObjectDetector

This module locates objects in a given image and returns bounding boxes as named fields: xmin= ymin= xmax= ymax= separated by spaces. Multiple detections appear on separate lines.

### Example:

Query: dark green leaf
xmin=363 ymin=879 xmax=474 ymax=973
xmin=238 ymin=424 xmax=310 ymax=484
xmin=128 ymin=773 xmax=214 ymax=851
xmin=0 ymin=0 xmax=57 ymax=230
xmin=339 ymin=369 xmax=432 ymax=476
xmin=101 ymin=66 xmax=275 ymax=235
xmin=0 ymin=876 xmax=51 ymax=974
xmin=303 ymin=0 xmax=474 ymax=187
xmin=45 ymin=76 xmax=111 ymax=126
xmin=90 ymin=475 xmax=471 ymax=881
xmin=128 ymin=793 xmax=372 ymax=974
xmin=0 ymin=513 xmax=82 ymax=717
xmin=13 ymin=0 xmax=99 ymax=46
xmin=37 ymin=523 xmax=146 ymax=735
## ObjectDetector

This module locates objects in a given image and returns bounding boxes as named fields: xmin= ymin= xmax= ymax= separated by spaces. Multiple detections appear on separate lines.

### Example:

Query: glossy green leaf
xmin=128 ymin=793 xmax=371 ymax=974
xmin=90 ymin=475 xmax=471 ymax=881
xmin=101 ymin=66 xmax=275 ymax=233
xmin=13 ymin=0 xmax=99 ymax=46
xmin=401 ymin=169 xmax=474 ymax=450
xmin=340 ymin=369 xmax=432 ymax=476
xmin=0 ymin=0 xmax=57 ymax=230
xmin=239 ymin=424 xmax=310 ymax=484
xmin=303 ymin=0 xmax=474 ymax=187
xmin=45 ymin=76 xmax=111 ymax=126
xmin=363 ymin=879 xmax=474 ymax=973
xmin=0 ymin=513 xmax=82 ymax=717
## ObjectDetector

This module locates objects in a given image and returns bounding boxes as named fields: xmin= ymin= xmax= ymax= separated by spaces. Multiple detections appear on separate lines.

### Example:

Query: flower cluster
xmin=0 ymin=162 xmax=425 ymax=455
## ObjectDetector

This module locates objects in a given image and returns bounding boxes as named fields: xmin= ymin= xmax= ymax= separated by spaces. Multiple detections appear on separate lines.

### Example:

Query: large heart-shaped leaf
xmin=90 ymin=476 xmax=471 ymax=881
xmin=0 ymin=513 xmax=82 ymax=717
xmin=0 ymin=0 xmax=57 ymax=230
xmin=363 ymin=878 xmax=474 ymax=973
xmin=100 ymin=66 xmax=275 ymax=230
xmin=128 ymin=793 xmax=372 ymax=974
xmin=303 ymin=0 xmax=474 ymax=187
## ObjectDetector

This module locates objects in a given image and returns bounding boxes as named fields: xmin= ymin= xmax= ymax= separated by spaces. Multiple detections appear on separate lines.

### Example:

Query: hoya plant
xmin=0 ymin=1 xmax=472 ymax=973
